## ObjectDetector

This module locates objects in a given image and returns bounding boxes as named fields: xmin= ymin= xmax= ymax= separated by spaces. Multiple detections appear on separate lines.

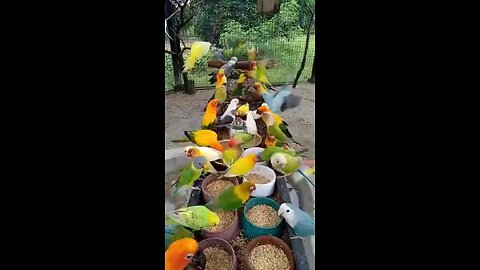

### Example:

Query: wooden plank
xmin=207 ymin=60 xmax=276 ymax=70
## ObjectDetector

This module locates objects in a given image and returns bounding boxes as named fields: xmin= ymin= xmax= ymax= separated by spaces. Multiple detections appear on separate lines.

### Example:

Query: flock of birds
xmin=165 ymin=41 xmax=315 ymax=270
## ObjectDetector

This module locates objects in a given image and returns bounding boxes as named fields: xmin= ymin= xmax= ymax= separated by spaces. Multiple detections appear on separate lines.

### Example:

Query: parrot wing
xmin=167 ymin=207 xmax=211 ymax=230
xmin=217 ymin=113 xmax=235 ymax=127
xmin=279 ymin=122 xmax=293 ymax=138
xmin=223 ymin=156 xmax=255 ymax=177
xmin=183 ymin=41 xmax=211 ymax=73
xmin=222 ymin=149 xmax=238 ymax=167
xmin=268 ymin=125 xmax=288 ymax=142
xmin=206 ymin=187 xmax=243 ymax=211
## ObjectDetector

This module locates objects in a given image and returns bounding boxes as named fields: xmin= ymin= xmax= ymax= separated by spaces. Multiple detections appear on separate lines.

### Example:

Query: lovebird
xmin=176 ymin=130 xmax=224 ymax=152
xmin=172 ymin=156 xmax=208 ymax=193
xmin=232 ymin=131 xmax=255 ymax=147
xmin=253 ymin=83 xmax=302 ymax=113
xmin=257 ymin=103 xmax=301 ymax=145
xmin=278 ymin=203 xmax=315 ymax=240
xmin=165 ymin=238 xmax=199 ymax=270
xmin=254 ymin=60 xmax=272 ymax=86
xmin=222 ymin=139 xmax=240 ymax=167
xmin=205 ymin=182 xmax=256 ymax=211
xmin=186 ymin=147 xmax=218 ymax=175
xmin=201 ymin=99 xmax=219 ymax=130
xmin=165 ymin=224 xmax=194 ymax=251
xmin=220 ymin=154 xmax=257 ymax=178
xmin=237 ymin=103 xmax=249 ymax=117
xmin=166 ymin=205 xmax=219 ymax=231
xmin=183 ymin=41 xmax=211 ymax=73
xmin=261 ymin=146 xmax=302 ymax=162
xmin=270 ymin=152 xmax=315 ymax=187
xmin=261 ymin=112 xmax=303 ymax=146
xmin=184 ymin=146 xmax=222 ymax=161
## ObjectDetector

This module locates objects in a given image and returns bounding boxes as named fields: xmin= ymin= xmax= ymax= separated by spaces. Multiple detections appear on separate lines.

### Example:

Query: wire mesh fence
xmin=164 ymin=0 xmax=315 ymax=92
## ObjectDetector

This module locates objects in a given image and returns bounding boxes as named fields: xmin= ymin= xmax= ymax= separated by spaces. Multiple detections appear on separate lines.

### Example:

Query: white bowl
xmin=241 ymin=147 xmax=266 ymax=165
xmin=243 ymin=165 xmax=277 ymax=197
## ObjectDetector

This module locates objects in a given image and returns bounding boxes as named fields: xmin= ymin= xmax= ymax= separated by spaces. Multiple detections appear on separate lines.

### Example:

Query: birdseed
xmin=204 ymin=211 xmax=235 ymax=232
xmin=206 ymin=180 xmax=234 ymax=196
xmin=244 ymin=173 xmax=271 ymax=184
xmin=230 ymin=230 xmax=249 ymax=270
xmin=246 ymin=204 xmax=281 ymax=227
xmin=248 ymin=244 xmax=290 ymax=270
xmin=203 ymin=245 xmax=233 ymax=270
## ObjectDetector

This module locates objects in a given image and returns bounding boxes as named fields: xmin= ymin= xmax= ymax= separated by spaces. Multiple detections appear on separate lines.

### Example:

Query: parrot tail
xmin=290 ymin=137 xmax=303 ymax=147
xmin=171 ymin=138 xmax=190 ymax=143
xmin=204 ymin=199 xmax=217 ymax=211
xmin=297 ymin=169 xmax=315 ymax=187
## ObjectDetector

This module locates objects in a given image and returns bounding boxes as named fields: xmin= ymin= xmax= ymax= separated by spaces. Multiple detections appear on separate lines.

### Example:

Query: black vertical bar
xmin=165 ymin=0 xmax=184 ymax=88
xmin=309 ymin=54 xmax=315 ymax=83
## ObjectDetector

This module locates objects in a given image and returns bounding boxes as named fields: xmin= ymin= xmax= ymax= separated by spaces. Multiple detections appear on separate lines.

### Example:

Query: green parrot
xmin=222 ymin=139 xmax=240 ymax=167
xmin=261 ymin=111 xmax=299 ymax=145
xmin=164 ymin=223 xmax=194 ymax=251
xmin=166 ymin=205 xmax=220 ymax=231
xmin=232 ymin=131 xmax=254 ymax=145
xmin=261 ymin=146 xmax=301 ymax=162
xmin=172 ymin=156 xmax=208 ymax=193
xmin=270 ymin=152 xmax=315 ymax=187
xmin=205 ymin=182 xmax=256 ymax=211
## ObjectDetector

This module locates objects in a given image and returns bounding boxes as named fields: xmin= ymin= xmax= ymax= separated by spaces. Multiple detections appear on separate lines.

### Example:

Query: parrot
xmin=245 ymin=110 xmax=258 ymax=135
xmin=184 ymin=146 xmax=222 ymax=161
xmin=171 ymin=156 xmax=208 ymax=193
xmin=270 ymin=152 xmax=315 ymax=187
xmin=277 ymin=203 xmax=315 ymax=240
xmin=254 ymin=60 xmax=272 ymax=86
xmin=172 ymin=130 xmax=224 ymax=153
xmin=261 ymin=111 xmax=303 ymax=146
xmin=213 ymin=48 xmax=224 ymax=60
xmin=165 ymin=238 xmax=199 ymax=270
xmin=220 ymin=99 xmax=240 ymax=120
xmin=183 ymin=41 xmax=211 ymax=73
xmin=230 ymin=117 xmax=247 ymax=134
xmin=166 ymin=205 xmax=220 ymax=231
xmin=237 ymin=103 xmax=249 ymax=117
xmin=247 ymin=47 xmax=257 ymax=61
xmin=219 ymin=154 xmax=257 ymax=178
xmin=217 ymin=109 xmax=237 ymax=127
xmin=201 ymin=99 xmax=219 ymax=130
xmin=206 ymin=71 xmax=227 ymax=106
xmin=231 ymin=74 xmax=246 ymax=97
xmin=205 ymin=181 xmax=256 ymax=211
xmin=208 ymin=57 xmax=238 ymax=84
xmin=253 ymin=83 xmax=302 ymax=114
xmin=185 ymin=147 xmax=219 ymax=175
xmin=165 ymin=224 xmax=194 ymax=251
xmin=231 ymin=131 xmax=254 ymax=146
xmin=265 ymin=135 xmax=285 ymax=148
xmin=257 ymin=103 xmax=300 ymax=145
xmin=261 ymin=146 xmax=302 ymax=161
xmin=222 ymin=139 xmax=240 ymax=167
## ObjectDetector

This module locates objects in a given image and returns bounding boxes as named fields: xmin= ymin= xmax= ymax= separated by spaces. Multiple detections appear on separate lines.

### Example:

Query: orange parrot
xmin=182 ymin=130 xmax=224 ymax=152
xmin=201 ymin=99 xmax=219 ymax=130
xmin=216 ymin=69 xmax=227 ymax=88
xmin=165 ymin=238 xmax=199 ymax=270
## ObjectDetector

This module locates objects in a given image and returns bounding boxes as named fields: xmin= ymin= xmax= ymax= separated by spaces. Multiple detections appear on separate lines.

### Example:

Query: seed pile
xmin=230 ymin=230 xmax=249 ymax=270
xmin=206 ymin=180 xmax=234 ymax=195
xmin=246 ymin=204 xmax=281 ymax=227
xmin=203 ymin=245 xmax=233 ymax=270
xmin=245 ymin=173 xmax=270 ymax=184
xmin=248 ymin=244 xmax=291 ymax=270
xmin=205 ymin=211 xmax=235 ymax=232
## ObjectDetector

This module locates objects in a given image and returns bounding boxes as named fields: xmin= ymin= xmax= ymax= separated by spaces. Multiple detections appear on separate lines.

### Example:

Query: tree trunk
xmin=293 ymin=11 xmax=314 ymax=88
xmin=166 ymin=0 xmax=184 ymax=88
xmin=308 ymin=54 xmax=315 ymax=83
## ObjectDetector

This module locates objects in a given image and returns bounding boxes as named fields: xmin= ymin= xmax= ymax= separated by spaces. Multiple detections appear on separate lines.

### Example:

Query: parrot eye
xmin=286 ymin=209 xmax=290 ymax=213
xmin=185 ymin=254 xmax=194 ymax=260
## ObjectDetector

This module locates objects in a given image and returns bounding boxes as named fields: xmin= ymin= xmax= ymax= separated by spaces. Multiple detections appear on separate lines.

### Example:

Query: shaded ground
xmin=164 ymin=82 xmax=315 ymax=159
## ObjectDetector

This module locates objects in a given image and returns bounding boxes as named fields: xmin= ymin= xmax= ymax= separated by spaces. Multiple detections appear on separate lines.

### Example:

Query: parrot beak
xmin=277 ymin=208 xmax=284 ymax=217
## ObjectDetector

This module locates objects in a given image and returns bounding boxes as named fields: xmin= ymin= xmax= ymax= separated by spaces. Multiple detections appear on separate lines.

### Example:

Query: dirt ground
xmin=164 ymin=82 xmax=316 ymax=159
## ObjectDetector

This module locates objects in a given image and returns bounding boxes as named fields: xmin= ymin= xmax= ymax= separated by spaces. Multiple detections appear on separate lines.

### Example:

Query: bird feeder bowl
xmin=257 ymin=0 xmax=281 ymax=15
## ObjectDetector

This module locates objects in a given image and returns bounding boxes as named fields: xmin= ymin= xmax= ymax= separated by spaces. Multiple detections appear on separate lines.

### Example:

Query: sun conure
xmin=257 ymin=103 xmax=300 ymax=145
xmin=205 ymin=182 xmax=256 ymax=211
xmin=201 ymin=99 xmax=219 ymax=130
xmin=179 ymin=130 xmax=224 ymax=152
xmin=165 ymin=238 xmax=199 ymax=270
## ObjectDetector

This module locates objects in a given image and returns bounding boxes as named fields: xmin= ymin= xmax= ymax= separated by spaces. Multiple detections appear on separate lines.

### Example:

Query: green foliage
xmin=165 ymin=54 xmax=175 ymax=91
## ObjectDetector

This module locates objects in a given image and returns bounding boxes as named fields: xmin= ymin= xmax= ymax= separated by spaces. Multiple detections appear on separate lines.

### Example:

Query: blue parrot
xmin=278 ymin=203 xmax=315 ymax=240
xmin=254 ymin=83 xmax=302 ymax=114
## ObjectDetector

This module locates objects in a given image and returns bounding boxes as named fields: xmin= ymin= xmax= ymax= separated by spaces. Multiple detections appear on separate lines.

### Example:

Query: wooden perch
xmin=207 ymin=60 xmax=276 ymax=70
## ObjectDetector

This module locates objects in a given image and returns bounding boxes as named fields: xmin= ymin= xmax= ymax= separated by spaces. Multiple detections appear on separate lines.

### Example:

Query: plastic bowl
xmin=201 ymin=210 xmax=240 ymax=242
xmin=242 ymin=197 xmax=284 ymax=239
xmin=198 ymin=238 xmax=238 ymax=270
xmin=201 ymin=174 xmax=239 ymax=203
xmin=243 ymin=165 xmax=277 ymax=197
xmin=242 ymin=147 xmax=266 ymax=165
xmin=242 ymin=235 xmax=295 ymax=270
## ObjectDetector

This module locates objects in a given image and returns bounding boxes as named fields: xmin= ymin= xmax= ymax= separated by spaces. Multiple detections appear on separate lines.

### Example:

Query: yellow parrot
xmin=236 ymin=103 xmax=249 ymax=117
xmin=183 ymin=42 xmax=211 ymax=73
xmin=220 ymin=154 xmax=257 ymax=178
